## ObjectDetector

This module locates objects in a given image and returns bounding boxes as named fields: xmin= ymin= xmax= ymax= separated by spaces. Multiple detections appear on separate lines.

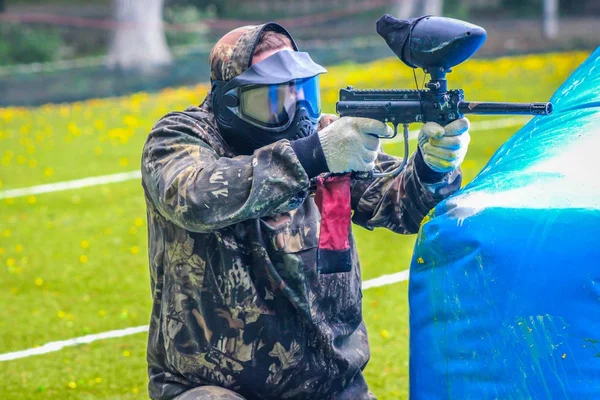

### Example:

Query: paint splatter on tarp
xmin=409 ymin=46 xmax=600 ymax=399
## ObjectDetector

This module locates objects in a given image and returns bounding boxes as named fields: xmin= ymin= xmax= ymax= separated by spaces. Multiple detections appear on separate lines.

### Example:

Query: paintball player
xmin=141 ymin=22 xmax=470 ymax=400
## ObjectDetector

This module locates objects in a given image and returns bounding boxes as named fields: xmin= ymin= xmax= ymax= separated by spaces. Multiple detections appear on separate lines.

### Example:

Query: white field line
xmin=0 ymin=325 xmax=149 ymax=362
xmin=0 ymin=117 xmax=529 ymax=200
xmin=0 ymin=170 xmax=142 ymax=200
xmin=361 ymin=269 xmax=409 ymax=290
xmin=389 ymin=116 xmax=529 ymax=143
xmin=0 ymin=269 xmax=410 ymax=362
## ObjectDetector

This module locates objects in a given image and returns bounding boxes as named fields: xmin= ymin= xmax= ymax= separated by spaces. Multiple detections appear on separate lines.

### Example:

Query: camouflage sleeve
xmin=141 ymin=114 xmax=310 ymax=232
xmin=350 ymin=150 xmax=462 ymax=234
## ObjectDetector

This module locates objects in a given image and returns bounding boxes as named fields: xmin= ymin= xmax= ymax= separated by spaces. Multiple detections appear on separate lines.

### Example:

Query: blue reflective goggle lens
xmin=238 ymin=76 xmax=321 ymax=128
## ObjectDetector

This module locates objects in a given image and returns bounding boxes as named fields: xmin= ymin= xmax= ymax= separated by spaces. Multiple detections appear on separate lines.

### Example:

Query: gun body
xmin=337 ymin=86 xmax=552 ymax=135
xmin=333 ymin=15 xmax=553 ymax=181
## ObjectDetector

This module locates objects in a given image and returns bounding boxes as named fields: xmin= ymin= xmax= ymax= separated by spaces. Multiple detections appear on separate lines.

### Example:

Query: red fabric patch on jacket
xmin=315 ymin=174 xmax=352 ymax=251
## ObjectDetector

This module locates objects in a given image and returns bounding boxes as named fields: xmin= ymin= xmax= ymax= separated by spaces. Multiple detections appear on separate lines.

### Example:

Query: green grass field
xmin=0 ymin=51 xmax=589 ymax=399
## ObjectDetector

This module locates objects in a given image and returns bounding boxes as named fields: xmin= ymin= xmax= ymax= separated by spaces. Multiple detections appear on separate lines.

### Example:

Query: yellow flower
xmin=67 ymin=381 xmax=77 ymax=389
xmin=57 ymin=310 xmax=67 ymax=319
xmin=28 ymin=159 xmax=37 ymax=168
xmin=27 ymin=196 xmax=36 ymax=204
xmin=132 ymin=387 xmax=140 ymax=394
xmin=3 ymin=229 xmax=11 ymax=237
xmin=95 ymin=377 xmax=103 ymax=383
xmin=0 ymin=247 xmax=4 ymax=255
xmin=104 ymin=227 xmax=112 ymax=235
xmin=0 ymin=109 xmax=14 ymax=121
xmin=119 ymin=157 xmax=129 ymax=166
xmin=94 ymin=146 xmax=103 ymax=155
xmin=79 ymin=255 xmax=88 ymax=263
xmin=380 ymin=329 xmax=390 ymax=339
xmin=80 ymin=240 xmax=90 ymax=249
xmin=484 ymin=146 xmax=496 ymax=157
xmin=35 ymin=278 xmax=44 ymax=286
xmin=122 ymin=350 xmax=131 ymax=357
xmin=123 ymin=115 xmax=138 ymax=127
xmin=130 ymin=246 xmax=140 ymax=255
xmin=462 ymin=160 xmax=476 ymax=169
xmin=68 ymin=122 xmax=81 ymax=136
xmin=98 ymin=309 xmax=106 ymax=317
xmin=134 ymin=217 xmax=144 ymax=227
xmin=44 ymin=167 xmax=54 ymax=177
xmin=93 ymin=120 xmax=105 ymax=130
xmin=6 ymin=258 xmax=15 ymax=267
xmin=15 ymin=245 xmax=23 ymax=253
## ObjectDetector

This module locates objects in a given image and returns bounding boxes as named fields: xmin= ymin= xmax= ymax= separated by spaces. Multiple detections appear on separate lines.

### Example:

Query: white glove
xmin=318 ymin=117 xmax=390 ymax=173
xmin=418 ymin=118 xmax=471 ymax=173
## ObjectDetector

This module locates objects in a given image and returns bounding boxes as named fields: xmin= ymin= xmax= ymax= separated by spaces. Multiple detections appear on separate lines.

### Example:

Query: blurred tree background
xmin=0 ymin=3 xmax=597 ymax=398
xmin=0 ymin=0 xmax=598 ymax=105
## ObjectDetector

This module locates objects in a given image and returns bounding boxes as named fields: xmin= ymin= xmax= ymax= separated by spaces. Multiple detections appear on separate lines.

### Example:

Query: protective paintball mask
xmin=212 ymin=50 xmax=327 ymax=155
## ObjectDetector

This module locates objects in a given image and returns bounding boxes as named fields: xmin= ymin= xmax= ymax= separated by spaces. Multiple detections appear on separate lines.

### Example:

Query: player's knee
xmin=174 ymin=386 xmax=247 ymax=400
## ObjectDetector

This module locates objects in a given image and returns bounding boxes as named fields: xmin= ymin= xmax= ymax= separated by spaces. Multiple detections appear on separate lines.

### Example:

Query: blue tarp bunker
xmin=409 ymin=48 xmax=600 ymax=399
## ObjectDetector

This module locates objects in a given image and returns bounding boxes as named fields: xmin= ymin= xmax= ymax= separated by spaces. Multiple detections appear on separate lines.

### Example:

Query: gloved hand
xmin=318 ymin=113 xmax=339 ymax=131
xmin=318 ymin=117 xmax=390 ymax=173
xmin=418 ymin=117 xmax=471 ymax=173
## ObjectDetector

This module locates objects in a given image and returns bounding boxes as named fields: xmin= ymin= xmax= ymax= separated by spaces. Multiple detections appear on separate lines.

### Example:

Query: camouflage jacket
xmin=141 ymin=98 xmax=461 ymax=399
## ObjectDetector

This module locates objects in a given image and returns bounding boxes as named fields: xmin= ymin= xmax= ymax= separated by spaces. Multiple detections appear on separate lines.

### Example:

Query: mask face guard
xmin=212 ymin=50 xmax=327 ymax=132
xmin=227 ymin=75 xmax=322 ymax=130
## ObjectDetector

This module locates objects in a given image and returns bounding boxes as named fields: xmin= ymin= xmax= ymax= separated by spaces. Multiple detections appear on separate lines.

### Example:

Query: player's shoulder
xmin=150 ymin=102 xmax=231 ymax=152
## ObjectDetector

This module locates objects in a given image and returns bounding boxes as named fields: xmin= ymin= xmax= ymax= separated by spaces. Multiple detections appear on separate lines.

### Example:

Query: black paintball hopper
xmin=376 ymin=14 xmax=487 ymax=77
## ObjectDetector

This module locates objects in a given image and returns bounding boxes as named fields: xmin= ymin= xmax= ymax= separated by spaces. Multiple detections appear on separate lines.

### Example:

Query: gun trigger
xmin=390 ymin=124 xmax=399 ymax=139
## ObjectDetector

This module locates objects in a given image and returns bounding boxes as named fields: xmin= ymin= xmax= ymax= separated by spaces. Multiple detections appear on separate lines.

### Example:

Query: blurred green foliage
xmin=163 ymin=4 xmax=216 ymax=47
xmin=166 ymin=0 xmax=225 ymax=15
xmin=447 ymin=0 xmax=600 ymax=18
xmin=0 ymin=24 xmax=64 ymax=65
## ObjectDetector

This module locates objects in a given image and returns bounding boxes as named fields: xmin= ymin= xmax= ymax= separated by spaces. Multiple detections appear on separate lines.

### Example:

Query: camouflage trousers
xmin=174 ymin=385 xmax=377 ymax=400
xmin=174 ymin=386 xmax=247 ymax=400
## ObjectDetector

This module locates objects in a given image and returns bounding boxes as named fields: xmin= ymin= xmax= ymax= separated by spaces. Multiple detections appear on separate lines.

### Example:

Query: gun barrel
xmin=336 ymin=100 xmax=422 ymax=120
xmin=459 ymin=101 xmax=553 ymax=116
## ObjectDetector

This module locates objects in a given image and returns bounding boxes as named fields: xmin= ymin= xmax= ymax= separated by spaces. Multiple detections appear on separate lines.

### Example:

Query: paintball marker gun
xmin=337 ymin=15 xmax=553 ymax=178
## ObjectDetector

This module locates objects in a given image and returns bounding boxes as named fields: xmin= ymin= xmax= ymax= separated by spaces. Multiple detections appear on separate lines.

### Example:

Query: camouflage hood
xmin=189 ymin=22 xmax=299 ymax=154
xmin=206 ymin=22 xmax=324 ymax=155
xmin=209 ymin=23 xmax=299 ymax=83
